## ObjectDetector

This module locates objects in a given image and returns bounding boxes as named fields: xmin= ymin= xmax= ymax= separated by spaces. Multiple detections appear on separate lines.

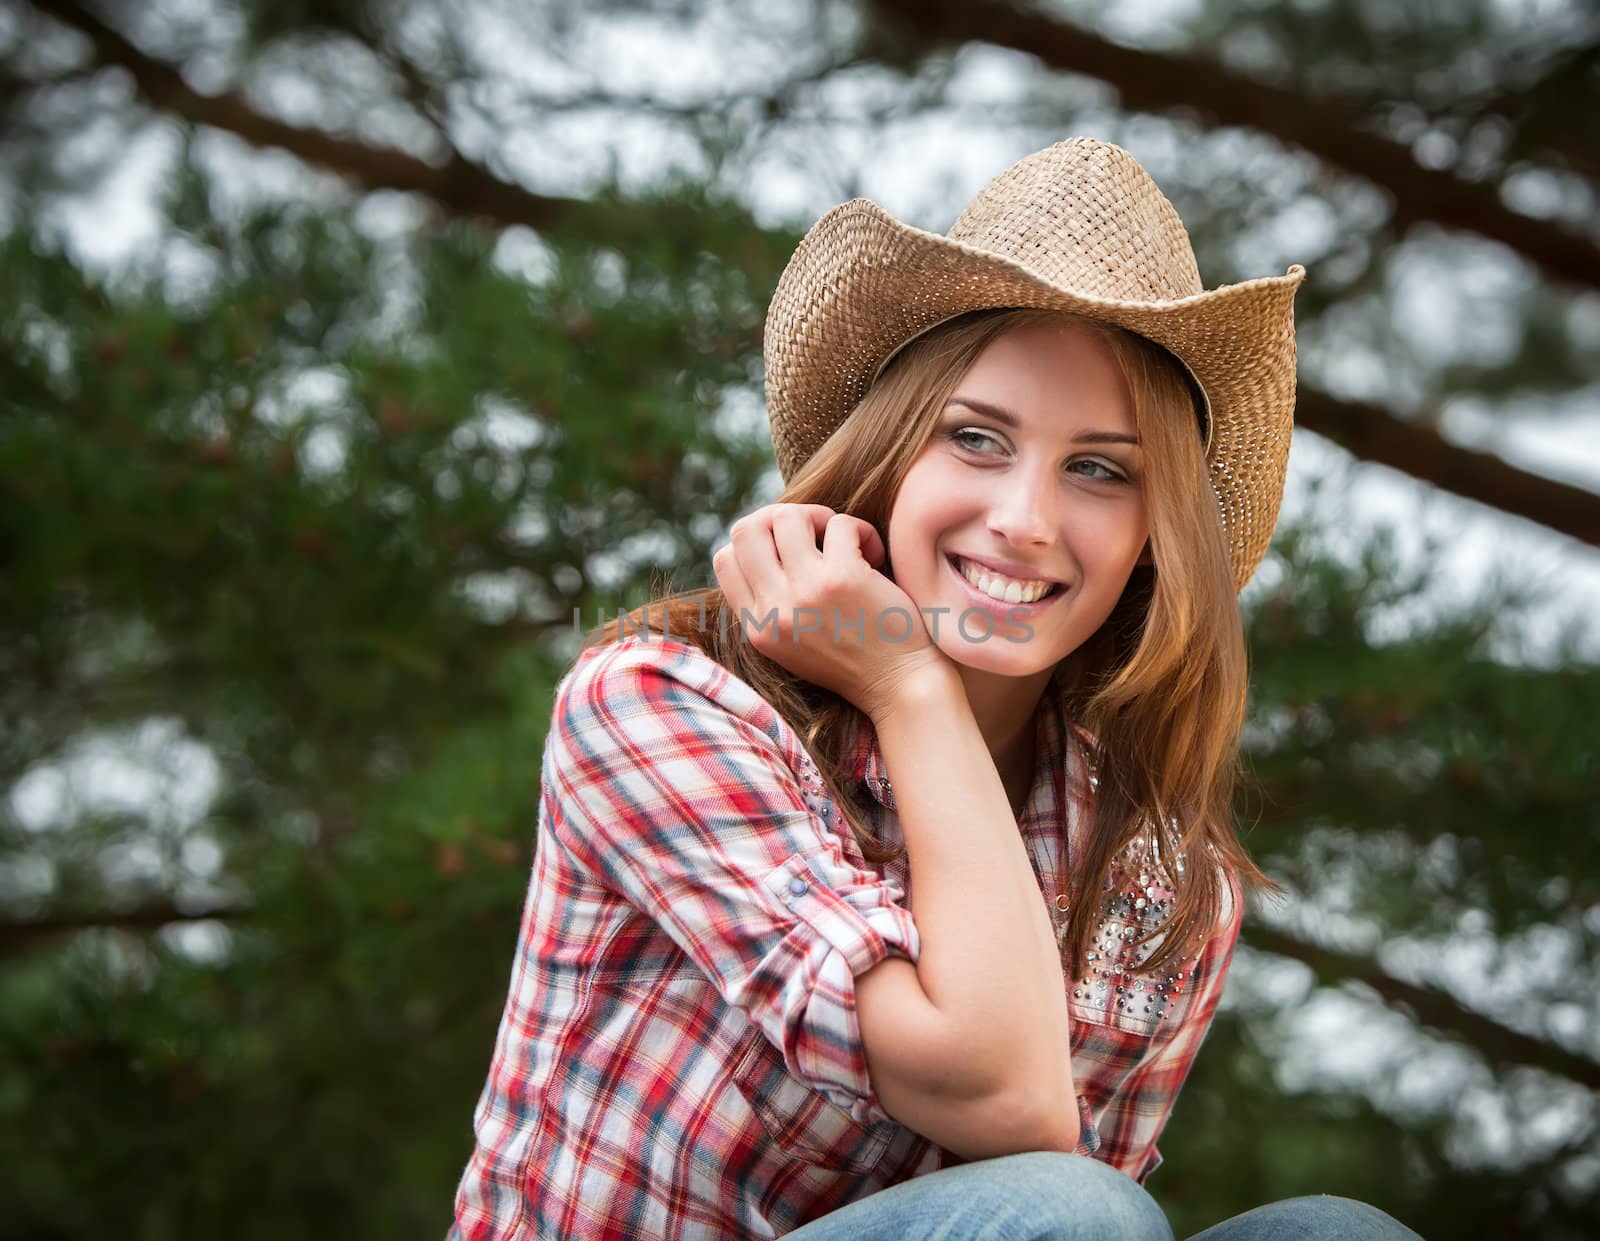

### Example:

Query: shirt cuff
xmin=763 ymin=853 xmax=921 ymax=1123
xmin=1074 ymin=1093 xmax=1102 ymax=1156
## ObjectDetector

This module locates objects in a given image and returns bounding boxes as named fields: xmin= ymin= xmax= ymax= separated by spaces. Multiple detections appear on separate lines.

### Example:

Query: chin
xmin=935 ymin=632 xmax=1067 ymax=679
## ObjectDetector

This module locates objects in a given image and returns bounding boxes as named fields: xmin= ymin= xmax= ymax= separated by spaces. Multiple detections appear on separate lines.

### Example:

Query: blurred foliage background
xmin=2 ymin=1 xmax=1597 ymax=1237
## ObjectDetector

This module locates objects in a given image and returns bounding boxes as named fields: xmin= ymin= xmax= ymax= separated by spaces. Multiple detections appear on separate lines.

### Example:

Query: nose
xmin=985 ymin=462 xmax=1058 ymax=548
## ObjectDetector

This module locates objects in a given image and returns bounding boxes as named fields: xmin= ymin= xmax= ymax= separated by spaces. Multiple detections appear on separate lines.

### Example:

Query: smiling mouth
xmin=946 ymin=554 xmax=1067 ymax=606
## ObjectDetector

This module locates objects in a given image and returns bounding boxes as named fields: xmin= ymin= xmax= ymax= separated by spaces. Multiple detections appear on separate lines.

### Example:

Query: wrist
xmin=863 ymin=656 xmax=964 ymax=728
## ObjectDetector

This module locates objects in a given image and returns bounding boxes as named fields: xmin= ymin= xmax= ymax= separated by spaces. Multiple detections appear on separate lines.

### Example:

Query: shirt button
xmin=788 ymin=877 xmax=810 ymax=897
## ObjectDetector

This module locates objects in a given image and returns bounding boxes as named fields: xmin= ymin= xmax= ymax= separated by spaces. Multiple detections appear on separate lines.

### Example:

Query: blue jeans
xmin=785 ymin=1151 xmax=1424 ymax=1240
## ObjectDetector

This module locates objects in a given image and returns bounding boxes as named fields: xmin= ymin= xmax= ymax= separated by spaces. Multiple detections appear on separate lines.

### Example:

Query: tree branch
xmin=867 ymin=0 xmax=1600 ymax=296
xmin=23 ymin=3 xmax=1600 ymax=550
xmin=1453 ymin=39 xmax=1600 ymax=184
xmin=34 ymin=0 xmax=584 ymax=234
xmin=0 ymin=900 xmax=248 ymax=958
xmin=1296 ymin=389 xmax=1600 ymax=551
xmin=1244 ymin=923 xmax=1600 ymax=1090
xmin=11 ymin=900 xmax=1598 ymax=1091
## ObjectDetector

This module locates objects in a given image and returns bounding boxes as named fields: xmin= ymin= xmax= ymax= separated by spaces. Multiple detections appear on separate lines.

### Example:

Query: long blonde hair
xmin=587 ymin=307 xmax=1276 ymax=974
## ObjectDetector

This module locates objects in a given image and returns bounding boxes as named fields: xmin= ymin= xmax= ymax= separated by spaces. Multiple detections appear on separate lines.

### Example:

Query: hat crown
xmin=947 ymin=139 xmax=1203 ymax=304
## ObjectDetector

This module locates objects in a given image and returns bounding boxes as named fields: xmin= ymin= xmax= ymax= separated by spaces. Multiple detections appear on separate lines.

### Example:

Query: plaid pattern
xmin=449 ymin=636 xmax=1241 ymax=1239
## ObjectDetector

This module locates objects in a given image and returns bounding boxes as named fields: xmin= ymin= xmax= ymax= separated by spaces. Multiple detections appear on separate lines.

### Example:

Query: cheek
xmin=887 ymin=465 xmax=964 ymax=560
xmin=1074 ymin=495 xmax=1148 ymax=562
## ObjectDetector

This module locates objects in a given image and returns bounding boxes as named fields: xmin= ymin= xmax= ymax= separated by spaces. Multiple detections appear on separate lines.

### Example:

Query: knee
xmin=1250 ymin=1195 xmax=1422 ymax=1240
xmin=997 ymin=1151 xmax=1174 ymax=1241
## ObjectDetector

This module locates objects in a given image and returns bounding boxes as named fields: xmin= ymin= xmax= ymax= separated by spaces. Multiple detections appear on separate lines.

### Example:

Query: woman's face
xmin=886 ymin=319 xmax=1152 ymax=679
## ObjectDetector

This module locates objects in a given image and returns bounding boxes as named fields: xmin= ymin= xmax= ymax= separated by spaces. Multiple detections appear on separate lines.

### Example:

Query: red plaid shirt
xmin=450 ymin=636 xmax=1241 ymax=1239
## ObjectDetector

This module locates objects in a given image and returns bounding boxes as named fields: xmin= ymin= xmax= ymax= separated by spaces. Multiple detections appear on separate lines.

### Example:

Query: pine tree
xmin=3 ymin=2 xmax=1595 ymax=1236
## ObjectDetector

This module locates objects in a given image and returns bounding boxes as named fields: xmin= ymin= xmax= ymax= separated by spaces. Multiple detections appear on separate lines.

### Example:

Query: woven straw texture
xmin=763 ymin=137 xmax=1306 ymax=593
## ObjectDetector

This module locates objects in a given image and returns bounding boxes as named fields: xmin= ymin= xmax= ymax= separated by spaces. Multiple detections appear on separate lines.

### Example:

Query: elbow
xmin=974 ymin=1036 xmax=1081 ymax=1155
xmin=1038 ymin=1105 xmax=1082 ymax=1155
xmin=1002 ymin=1084 xmax=1081 ymax=1155
xmin=945 ymin=1082 xmax=1079 ymax=1162
xmin=949 ymin=1038 xmax=1080 ymax=1158
xmin=858 ymin=963 xmax=1081 ymax=1159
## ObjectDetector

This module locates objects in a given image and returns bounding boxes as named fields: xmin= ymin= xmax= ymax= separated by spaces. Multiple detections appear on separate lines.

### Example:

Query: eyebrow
xmin=944 ymin=396 xmax=1141 ymax=446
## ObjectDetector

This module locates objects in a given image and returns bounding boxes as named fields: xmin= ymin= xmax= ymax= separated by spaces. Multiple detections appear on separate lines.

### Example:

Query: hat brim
xmin=764 ymin=198 xmax=1306 ymax=592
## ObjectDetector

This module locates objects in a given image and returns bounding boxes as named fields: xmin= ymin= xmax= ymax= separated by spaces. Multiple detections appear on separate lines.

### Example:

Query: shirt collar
xmin=852 ymin=717 xmax=894 ymax=809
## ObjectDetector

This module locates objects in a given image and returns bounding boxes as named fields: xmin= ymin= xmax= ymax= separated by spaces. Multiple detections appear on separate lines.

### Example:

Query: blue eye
xmin=948 ymin=427 xmax=1130 ymax=484
xmin=1070 ymin=459 xmax=1128 ymax=483
xmin=948 ymin=428 xmax=1000 ymax=453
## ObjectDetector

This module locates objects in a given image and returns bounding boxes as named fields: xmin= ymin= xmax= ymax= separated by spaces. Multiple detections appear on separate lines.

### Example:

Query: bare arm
xmin=710 ymin=504 xmax=1077 ymax=1157
xmin=855 ymin=666 xmax=1079 ymax=1159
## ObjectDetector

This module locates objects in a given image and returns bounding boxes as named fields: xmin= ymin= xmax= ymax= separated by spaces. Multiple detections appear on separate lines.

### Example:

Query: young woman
xmin=449 ymin=139 xmax=1424 ymax=1240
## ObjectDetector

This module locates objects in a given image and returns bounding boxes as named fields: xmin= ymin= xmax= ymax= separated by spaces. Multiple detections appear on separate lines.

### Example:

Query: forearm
xmin=869 ymin=670 xmax=1077 ymax=1139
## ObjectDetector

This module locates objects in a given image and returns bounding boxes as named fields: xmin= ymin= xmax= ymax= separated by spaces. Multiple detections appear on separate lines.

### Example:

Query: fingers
xmin=727 ymin=510 xmax=785 ymax=604
xmin=721 ymin=503 xmax=884 ymax=618
xmin=821 ymin=511 xmax=886 ymax=570
xmin=769 ymin=503 xmax=885 ymax=573
xmin=728 ymin=503 xmax=830 ymax=599
xmin=771 ymin=505 xmax=825 ymax=574
xmin=712 ymin=541 xmax=752 ymax=618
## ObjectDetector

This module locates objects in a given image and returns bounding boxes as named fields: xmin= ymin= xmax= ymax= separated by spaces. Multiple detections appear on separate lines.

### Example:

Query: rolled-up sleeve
xmin=543 ymin=640 xmax=920 ymax=1123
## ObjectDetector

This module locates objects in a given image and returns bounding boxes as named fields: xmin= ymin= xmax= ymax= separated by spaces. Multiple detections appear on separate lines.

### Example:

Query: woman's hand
xmin=712 ymin=503 xmax=958 ymax=722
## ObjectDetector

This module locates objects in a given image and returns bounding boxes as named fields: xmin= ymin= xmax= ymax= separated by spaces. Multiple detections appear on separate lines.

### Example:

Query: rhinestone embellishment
xmin=1067 ymin=835 xmax=1192 ymax=1027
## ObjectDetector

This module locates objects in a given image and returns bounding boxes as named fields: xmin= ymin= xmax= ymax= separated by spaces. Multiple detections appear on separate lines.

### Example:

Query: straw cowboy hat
xmin=762 ymin=137 xmax=1306 ymax=593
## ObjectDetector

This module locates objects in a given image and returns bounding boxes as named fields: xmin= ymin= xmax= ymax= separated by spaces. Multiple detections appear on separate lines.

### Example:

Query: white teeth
xmin=955 ymin=557 xmax=1054 ymax=604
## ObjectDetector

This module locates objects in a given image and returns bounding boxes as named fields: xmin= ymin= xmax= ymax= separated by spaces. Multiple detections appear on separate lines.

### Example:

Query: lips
xmin=951 ymin=552 xmax=1064 ymax=587
xmin=945 ymin=554 xmax=1068 ymax=613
